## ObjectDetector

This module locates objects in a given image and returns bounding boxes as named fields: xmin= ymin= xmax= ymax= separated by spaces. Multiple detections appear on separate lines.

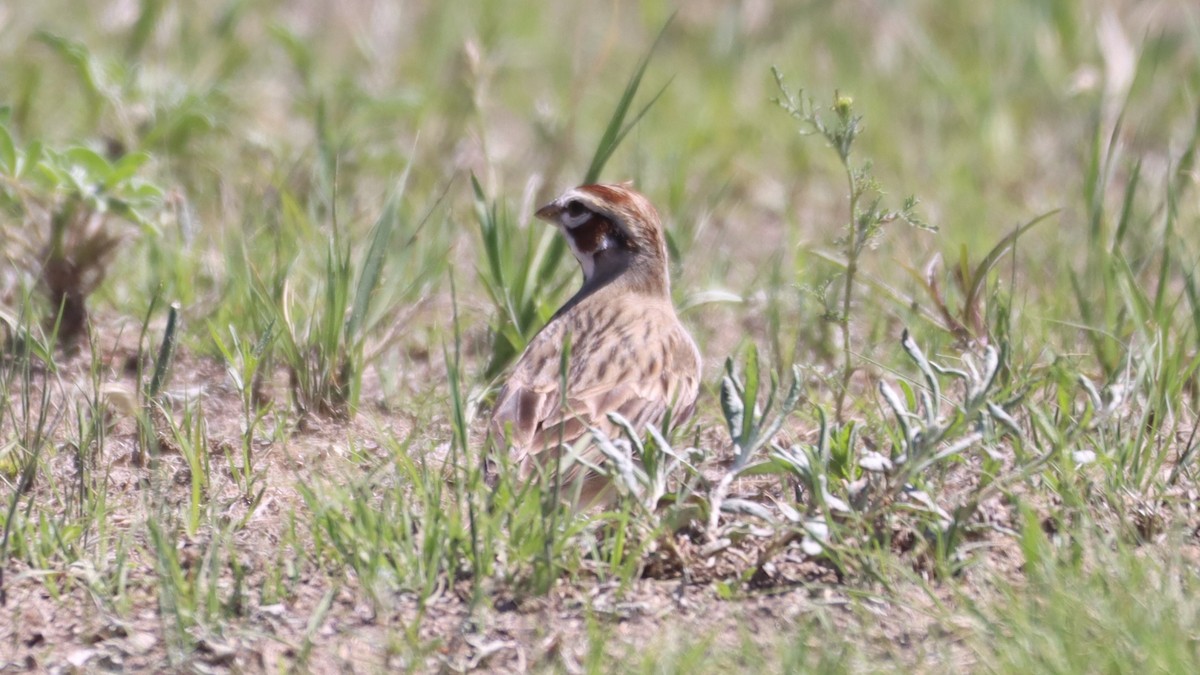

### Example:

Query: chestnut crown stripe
xmin=545 ymin=184 xmax=666 ymax=259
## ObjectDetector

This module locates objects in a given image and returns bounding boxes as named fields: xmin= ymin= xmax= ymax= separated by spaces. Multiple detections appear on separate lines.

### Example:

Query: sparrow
xmin=490 ymin=183 xmax=702 ymax=506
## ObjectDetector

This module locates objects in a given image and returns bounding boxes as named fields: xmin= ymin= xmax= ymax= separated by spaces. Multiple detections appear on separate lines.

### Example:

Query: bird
xmin=489 ymin=182 xmax=702 ymax=507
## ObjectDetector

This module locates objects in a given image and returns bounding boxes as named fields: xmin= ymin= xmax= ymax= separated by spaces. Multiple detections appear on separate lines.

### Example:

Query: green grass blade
xmin=966 ymin=209 xmax=1060 ymax=312
xmin=1113 ymin=159 xmax=1141 ymax=249
xmin=582 ymin=15 xmax=674 ymax=184
xmin=347 ymin=163 xmax=413 ymax=343
xmin=739 ymin=343 xmax=760 ymax=452
xmin=147 ymin=302 xmax=180 ymax=398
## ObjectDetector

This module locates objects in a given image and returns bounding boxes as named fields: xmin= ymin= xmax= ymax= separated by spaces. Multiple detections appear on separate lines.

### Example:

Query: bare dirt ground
xmin=0 ymin=308 xmax=1033 ymax=674
xmin=6 ymin=301 xmax=1199 ymax=673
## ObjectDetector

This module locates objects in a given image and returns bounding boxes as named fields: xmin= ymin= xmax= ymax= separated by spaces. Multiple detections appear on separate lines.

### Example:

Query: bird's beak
xmin=535 ymin=202 xmax=561 ymax=223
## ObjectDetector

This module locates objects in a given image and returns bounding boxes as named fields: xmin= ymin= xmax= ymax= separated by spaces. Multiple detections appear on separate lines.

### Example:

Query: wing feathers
xmin=490 ymin=297 xmax=700 ymax=491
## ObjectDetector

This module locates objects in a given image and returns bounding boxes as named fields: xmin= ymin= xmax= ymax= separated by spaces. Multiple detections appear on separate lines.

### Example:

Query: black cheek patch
xmin=570 ymin=215 xmax=617 ymax=254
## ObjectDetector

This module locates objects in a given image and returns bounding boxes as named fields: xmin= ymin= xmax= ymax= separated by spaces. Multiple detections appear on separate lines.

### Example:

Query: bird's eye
xmin=565 ymin=201 xmax=588 ymax=218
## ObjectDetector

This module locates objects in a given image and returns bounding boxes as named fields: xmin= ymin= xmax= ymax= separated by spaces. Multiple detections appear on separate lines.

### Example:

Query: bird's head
xmin=535 ymin=183 xmax=669 ymax=294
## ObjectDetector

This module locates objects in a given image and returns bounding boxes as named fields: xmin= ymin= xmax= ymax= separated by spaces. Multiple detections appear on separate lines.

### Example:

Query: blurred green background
xmin=5 ymin=1 xmax=1193 ymax=306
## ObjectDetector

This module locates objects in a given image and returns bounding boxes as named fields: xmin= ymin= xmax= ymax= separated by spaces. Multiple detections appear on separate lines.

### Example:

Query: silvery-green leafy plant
xmin=707 ymin=344 xmax=805 ymax=537
xmin=592 ymin=414 xmax=705 ymax=517
xmin=760 ymin=331 xmax=1024 ymax=573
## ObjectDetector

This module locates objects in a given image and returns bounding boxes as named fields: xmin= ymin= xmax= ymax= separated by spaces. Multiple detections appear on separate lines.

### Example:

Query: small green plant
xmin=593 ymin=415 xmax=706 ymax=517
xmin=210 ymin=322 xmax=274 ymax=496
xmin=708 ymin=344 xmax=805 ymax=536
xmin=773 ymin=71 xmax=931 ymax=419
xmin=162 ymin=395 xmax=212 ymax=537
xmin=0 ymin=121 xmax=163 ymax=345
xmin=581 ymin=344 xmax=806 ymax=578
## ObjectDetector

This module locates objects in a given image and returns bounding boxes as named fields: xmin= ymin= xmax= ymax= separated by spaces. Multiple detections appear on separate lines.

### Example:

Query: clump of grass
xmin=300 ymin=292 xmax=584 ymax=606
xmin=472 ymin=174 xmax=574 ymax=380
xmin=267 ymin=171 xmax=441 ymax=420
xmin=108 ymin=297 xmax=183 ymax=467
xmin=147 ymin=514 xmax=249 ymax=663
xmin=0 ymin=299 xmax=65 ymax=606
xmin=0 ymin=291 xmax=137 ymax=611
xmin=974 ymin=520 xmax=1200 ymax=673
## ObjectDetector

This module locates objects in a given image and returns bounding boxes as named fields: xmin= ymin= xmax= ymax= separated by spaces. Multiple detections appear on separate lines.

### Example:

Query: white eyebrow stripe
xmin=562 ymin=207 xmax=593 ymax=229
